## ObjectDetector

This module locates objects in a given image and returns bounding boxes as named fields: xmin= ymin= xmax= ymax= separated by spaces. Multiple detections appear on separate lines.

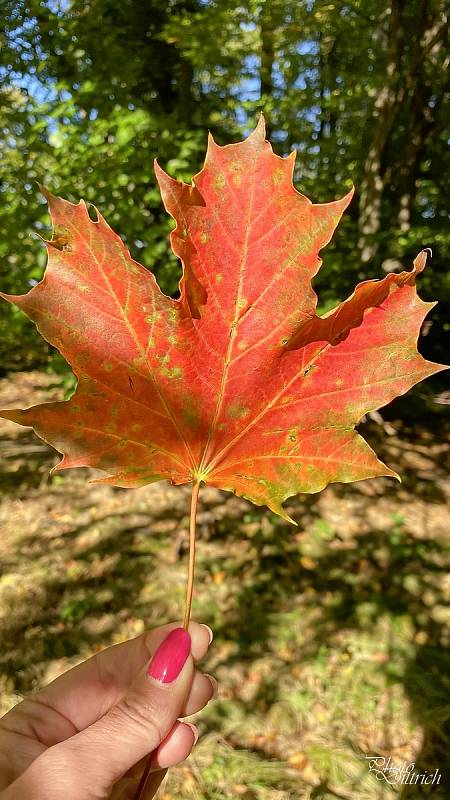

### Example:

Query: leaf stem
xmin=133 ymin=483 xmax=200 ymax=800
xmin=133 ymin=764 xmax=167 ymax=800
xmin=183 ymin=480 xmax=200 ymax=630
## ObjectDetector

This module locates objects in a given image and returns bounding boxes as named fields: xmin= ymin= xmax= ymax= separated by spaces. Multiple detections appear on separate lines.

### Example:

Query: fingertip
xmin=183 ymin=720 xmax=199 ymax=746
xmin=144 ymin=620 xmax=212 ymax=664
xmin=151 ymin=720 xmax=198 ymax=769
xmin=181 ymin=669 xmax=218 ymax=716
xmin=187 ymin=621 xmax=213 ymax=661
xmin=205 ymin=673 xmax=218 ymax=699
xmin=200 ymin=623 xmax=214 ymax=644
xmin=146 ymin=627 xmax=191 ymax=684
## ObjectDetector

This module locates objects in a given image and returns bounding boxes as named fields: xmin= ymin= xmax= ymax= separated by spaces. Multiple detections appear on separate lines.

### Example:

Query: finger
xmin=181 ymin=671 xmax=217 ymax=716
xmin=111 ymin=720 xmax=198 ymax=800
xmin=123 ymin=723 xmax=197 ymax=800
xmin=4 ymin=621 xmax=212 ymax=746
xmin=152 ymin=720 xmax=198 ymax=769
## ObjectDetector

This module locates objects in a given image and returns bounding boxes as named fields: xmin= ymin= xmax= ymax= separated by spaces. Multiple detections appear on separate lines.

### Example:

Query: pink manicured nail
xmin=147 ymin=628 xmax=191 ymax=683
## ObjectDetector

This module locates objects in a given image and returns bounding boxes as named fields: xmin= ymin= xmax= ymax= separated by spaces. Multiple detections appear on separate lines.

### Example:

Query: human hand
xmin=0 ymin=621 xmax=216 ymax=799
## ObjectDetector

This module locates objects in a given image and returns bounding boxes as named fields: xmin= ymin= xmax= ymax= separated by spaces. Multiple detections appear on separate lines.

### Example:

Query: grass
xmin=0 ymin=371 xmax=449 ymax=799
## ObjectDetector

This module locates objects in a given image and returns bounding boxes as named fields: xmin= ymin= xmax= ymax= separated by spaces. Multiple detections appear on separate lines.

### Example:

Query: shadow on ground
xmin=0 ymin=373 xmax=448 ymax=798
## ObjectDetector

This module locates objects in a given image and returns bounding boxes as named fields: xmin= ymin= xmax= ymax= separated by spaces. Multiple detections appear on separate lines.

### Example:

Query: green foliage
xmin=59 ymin=596 xmax=94 ymax=623
xmin=1 ymin=0 xmax=448 ymax=371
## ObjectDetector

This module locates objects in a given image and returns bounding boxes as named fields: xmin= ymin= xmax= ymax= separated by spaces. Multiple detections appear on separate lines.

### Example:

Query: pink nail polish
xmin=147 ymin=628 xmax=191 ymax=683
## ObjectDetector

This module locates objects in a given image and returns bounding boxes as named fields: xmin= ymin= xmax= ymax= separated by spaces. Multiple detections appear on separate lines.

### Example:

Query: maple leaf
xmin=0 ymin=116 xmax=445 ymax=521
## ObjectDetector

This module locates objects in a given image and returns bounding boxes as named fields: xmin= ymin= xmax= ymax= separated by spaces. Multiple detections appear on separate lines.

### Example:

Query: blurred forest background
xmin=1 ymin=0 xmax=449 ymax=371
xmin=0 ymin=2 xmax=449 ymax=800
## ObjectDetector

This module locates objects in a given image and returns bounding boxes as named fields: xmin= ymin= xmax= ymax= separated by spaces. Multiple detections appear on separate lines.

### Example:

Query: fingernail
xmin=200 ymin=623 xmax=214 ymax=644
xmin=183 ymin=721 xmax=199 ymax=746
xmin=147 ymin=628 xmax=191 ymax=683
xmin=205 ymin=673 xmax=218 ymax=699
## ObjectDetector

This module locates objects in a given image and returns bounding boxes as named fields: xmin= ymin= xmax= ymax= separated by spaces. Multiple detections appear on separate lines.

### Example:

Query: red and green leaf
xmin=1 ymin=117 xmax=445 ymax=520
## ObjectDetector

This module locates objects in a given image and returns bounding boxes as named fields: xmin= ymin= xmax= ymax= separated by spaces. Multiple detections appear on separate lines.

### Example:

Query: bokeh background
xmin=0 ymin=2 xmax=449 ymax=798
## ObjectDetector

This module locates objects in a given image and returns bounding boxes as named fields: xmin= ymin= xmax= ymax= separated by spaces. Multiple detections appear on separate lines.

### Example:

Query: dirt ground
xmin=0 ymin=371 xmax=449 ymax=799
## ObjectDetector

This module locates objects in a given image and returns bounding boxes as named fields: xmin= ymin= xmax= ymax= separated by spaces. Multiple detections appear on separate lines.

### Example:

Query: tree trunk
xmin=177 ymin=58 xmax=194 ymax=127
xmin=260 ymin=1 xmax=275 ymax=137
xmin=359 ymin=0 xmax=448 ymax=264
xmin=391 ymin=3 xmax=448 ymax=232
xmin=358 ymin=0 xmax=406 ymax=264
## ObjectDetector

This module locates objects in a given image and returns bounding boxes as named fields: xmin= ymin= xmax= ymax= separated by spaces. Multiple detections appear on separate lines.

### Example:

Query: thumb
xmin=27 ymin=627 xmax=194 ymax=798
xmin=71 ymin=627 xmax=193 ymax=791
